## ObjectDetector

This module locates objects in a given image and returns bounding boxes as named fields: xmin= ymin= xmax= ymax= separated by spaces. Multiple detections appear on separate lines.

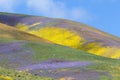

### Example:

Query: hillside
xmin=0 ymin=23 xmax=50 ymax=42
xmin=0 ymin=37 xmax=120 ymax=80
xmin=0 ymin=12 xmax=120 ymax=80
xmin=0 ymin=12 xmax=120 ymax=59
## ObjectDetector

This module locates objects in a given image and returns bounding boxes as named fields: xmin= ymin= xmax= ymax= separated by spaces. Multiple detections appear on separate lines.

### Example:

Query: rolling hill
xmin=0 ymin=12 xmax=120 ymax=80
xmin=0 ymin=12 xmax=120 ymax=59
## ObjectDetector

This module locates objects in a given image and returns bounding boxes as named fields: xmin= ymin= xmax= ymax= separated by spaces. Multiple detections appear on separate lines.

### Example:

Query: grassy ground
xmin=0 ymin=38 xmax=120 ymax=80
xmin=0 ymin=67 xmax=53 ymax=80
xmin=24 ymin=42 xmax=117 ymax=62
xmin=24 ymin=42 xmax=120 ymax=80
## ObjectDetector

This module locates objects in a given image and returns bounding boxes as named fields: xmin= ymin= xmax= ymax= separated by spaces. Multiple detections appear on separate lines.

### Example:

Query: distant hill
xmin=0 ymin=12 xmax=120 ymax=59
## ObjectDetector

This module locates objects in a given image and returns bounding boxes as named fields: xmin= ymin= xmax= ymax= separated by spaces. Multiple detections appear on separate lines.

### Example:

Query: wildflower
xmin=0 ymin=75 xmax=12 ymax=80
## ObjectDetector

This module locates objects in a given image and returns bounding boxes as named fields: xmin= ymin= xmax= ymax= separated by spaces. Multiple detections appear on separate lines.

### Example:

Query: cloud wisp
xmin=27 ymin=0 xmax=91 ymax=21
xmin=0 ymin=0 xmax=92 ymax=21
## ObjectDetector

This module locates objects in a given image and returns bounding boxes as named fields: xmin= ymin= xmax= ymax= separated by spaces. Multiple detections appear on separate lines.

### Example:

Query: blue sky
xmin=0 ymin=0 xmax=120 ymax=37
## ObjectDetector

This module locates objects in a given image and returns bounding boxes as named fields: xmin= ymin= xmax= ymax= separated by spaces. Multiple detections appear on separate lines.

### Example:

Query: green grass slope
xmin=0 ymin=37 xmax=120 ymax=80
xmin=20 ymin=42 xmax=120 ymax=80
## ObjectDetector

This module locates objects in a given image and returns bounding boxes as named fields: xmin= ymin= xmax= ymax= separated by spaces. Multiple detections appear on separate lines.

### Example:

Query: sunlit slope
xmin=18 ymin=26 xmax=120 ymax=59
xmin=0 ymin=12 xmax=120 ymax=59
xmin=0 ymin=23 xmax=49 ymax=42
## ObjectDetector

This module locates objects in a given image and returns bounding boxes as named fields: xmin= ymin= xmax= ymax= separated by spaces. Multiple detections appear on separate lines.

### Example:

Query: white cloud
xmin=27 ymin=0 xmax=92 ymax=21
xmin=0 ymin=0 xmax=15 ymax=12
xmin=27 ymin=0 xmax=65 ymax=17
xmin=0 ymin=0 xmax=93 ymax=21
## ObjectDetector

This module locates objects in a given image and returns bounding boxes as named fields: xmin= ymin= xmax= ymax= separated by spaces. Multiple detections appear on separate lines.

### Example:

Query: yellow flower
xmin=60 ymin=77 xmax=75 ymax=80
xmin=0 ymin=75 xmax=12 ymax=80
xmin=29 ymin=27 xmax=83 ymax=48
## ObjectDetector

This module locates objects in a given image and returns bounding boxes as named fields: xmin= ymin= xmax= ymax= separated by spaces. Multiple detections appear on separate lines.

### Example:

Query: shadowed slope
xmin=0 ymin=23 xmax=50 ymax=42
